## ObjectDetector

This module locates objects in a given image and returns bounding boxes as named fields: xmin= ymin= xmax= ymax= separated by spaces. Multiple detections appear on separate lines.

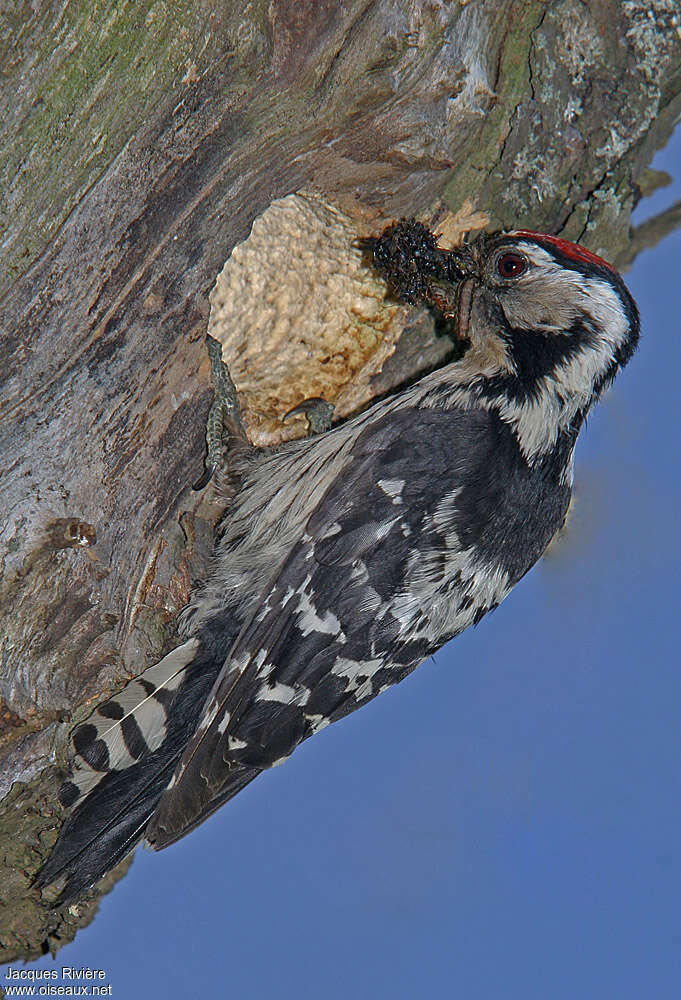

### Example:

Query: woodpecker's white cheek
xmin=500 ymin=272 xmax=580 ymax=333
xmin=577 ymin=276 xmax=630 ymax=352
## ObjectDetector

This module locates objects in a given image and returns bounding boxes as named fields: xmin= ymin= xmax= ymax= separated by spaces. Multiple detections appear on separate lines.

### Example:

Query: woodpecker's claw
xmin=283 ymin=397 xmax=335 ymax=435
xmin=192 ymin=462 xmax=217 ymax=492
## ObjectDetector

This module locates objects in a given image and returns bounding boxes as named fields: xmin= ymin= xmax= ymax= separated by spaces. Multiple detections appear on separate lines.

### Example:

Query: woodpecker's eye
xmin=496 ymin=252 xmax=527 ymax=279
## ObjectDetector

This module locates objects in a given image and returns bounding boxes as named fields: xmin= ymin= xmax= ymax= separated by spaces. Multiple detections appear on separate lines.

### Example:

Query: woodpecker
xmin=36 ymin=222 xmax=639 ymax=904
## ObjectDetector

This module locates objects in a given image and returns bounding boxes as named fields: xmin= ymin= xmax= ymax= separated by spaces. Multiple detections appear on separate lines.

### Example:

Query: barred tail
xmin=35 ymin=634 xmax=248 ymax=905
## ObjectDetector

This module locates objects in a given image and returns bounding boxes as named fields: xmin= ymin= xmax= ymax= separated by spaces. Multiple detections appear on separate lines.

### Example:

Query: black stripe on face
xmin=73 ymin=724 xmax=110 ymax=771
xmin=121 ymin=714 xmax=148 ymax=760
xmin=474 ymin=307 xmax=600 ymax=408
xmin=503 ymin=319 xmax=596 ymax=401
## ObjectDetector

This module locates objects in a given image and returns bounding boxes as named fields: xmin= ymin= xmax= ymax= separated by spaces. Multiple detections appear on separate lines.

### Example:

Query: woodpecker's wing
xmin=147 ymin=405 xmax=504 ymax=847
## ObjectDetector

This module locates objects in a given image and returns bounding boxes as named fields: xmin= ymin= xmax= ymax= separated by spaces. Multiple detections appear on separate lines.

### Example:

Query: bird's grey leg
xmin=193 ymin=335 xmax=242 ymax=491
xmin=194 ymin=338 xmax=333 ymax=490
xmin=282 ymin=397 xmax=335 ymax=435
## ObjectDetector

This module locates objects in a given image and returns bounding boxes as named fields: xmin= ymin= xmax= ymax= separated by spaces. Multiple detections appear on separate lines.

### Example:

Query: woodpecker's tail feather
xmin=35 ymin=750 xmax=181 ymax=904
xmin=58 ymin=639 xmax=203 ymax=810
xmin=146 ymin=764 xmax=261 ymax=850
xmin=35 ymin=633 xmax=245 ymax=906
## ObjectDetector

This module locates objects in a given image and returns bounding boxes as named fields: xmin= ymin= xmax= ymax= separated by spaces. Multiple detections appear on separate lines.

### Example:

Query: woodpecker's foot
xmin=283 ymin=397 xmax=335 ymax=436
xmin=193 ymin=336 xmax=242 ymax=490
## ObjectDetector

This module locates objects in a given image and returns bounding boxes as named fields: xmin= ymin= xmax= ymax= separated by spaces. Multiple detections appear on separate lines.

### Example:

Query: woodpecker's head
xmin=364 ymin=221 xmax=640 ymax=461
xmin=446 ymin=231 xmax=639 ymax=393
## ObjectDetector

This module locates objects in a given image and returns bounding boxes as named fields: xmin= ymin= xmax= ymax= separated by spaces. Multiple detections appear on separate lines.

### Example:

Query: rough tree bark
xmin=1 ymin=0 xmax=679 ymax=964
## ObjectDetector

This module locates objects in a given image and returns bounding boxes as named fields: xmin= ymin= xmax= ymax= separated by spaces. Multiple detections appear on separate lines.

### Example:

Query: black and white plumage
xmin=36 ymin=224 xmax=639 ymax=904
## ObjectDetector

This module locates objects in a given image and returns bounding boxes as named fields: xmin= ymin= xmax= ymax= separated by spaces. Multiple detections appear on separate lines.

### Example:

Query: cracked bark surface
xmin=1 ymin=0 xmax=680 ymax=964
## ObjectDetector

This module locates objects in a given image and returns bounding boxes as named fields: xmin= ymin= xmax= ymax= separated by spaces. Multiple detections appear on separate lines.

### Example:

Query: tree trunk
xmin=1 ymin=0 xmax=679 ymax=963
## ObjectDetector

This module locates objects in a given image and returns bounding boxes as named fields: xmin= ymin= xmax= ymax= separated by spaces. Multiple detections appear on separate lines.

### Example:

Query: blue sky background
xmin=7 ymin=127 xmax=681 ymax=998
